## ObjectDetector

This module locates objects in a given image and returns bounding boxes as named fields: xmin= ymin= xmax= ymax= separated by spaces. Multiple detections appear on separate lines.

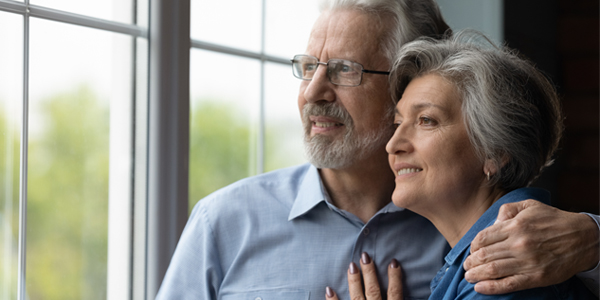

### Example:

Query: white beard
xmin=302 ymin=102 xmax=394 ymax=169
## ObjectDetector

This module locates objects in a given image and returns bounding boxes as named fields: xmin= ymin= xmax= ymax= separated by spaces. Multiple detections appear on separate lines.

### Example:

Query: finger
xmin=473 ymin=274 xmax=532 ymax=295
xmin=494 ymin=202 xmax=524 ymax=223
xmin=326 ymin=286 xmax=338 ymax=300
xmin=464 ymin=241 xmax=512 ymax=271
xmin=495 ymin=199 xmax=537 ymax=223
xmin=465 ymin=257 xmax=525 ymax=283
xmin=387 ymin=259 xmax=403 ymax=300
xmin=470 ymin=222 xmax=509 ymax=254
xmin=360 ymin=253 xmax=382 ymax=300
xmin=347 ymin=262 xmax=365 ymax=300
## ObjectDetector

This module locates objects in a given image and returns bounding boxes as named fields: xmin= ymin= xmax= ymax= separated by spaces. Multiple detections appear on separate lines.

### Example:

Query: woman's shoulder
xmin=456 ymin=276 xmax=596 ymax=300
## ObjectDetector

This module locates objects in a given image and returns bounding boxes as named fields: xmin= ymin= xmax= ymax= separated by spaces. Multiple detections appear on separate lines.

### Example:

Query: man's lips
xmin=310 ymin=116 xmax=344 ymax=133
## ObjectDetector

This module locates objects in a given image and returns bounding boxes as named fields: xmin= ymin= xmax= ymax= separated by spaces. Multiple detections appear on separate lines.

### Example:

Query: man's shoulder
xmin=192 ymin=163 xmax=314 ymax=216
xmin=226 ymin=162 xmax=313 ymax=193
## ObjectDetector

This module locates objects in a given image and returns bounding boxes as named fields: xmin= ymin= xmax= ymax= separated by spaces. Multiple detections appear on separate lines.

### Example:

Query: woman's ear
xmin=483 ymin=155 xmax=509 ymax=178
xmin=483 ymin=159 xmax=498 ymax=179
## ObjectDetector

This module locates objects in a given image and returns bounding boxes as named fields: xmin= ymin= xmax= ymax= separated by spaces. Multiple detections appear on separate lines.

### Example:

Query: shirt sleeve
xmin=155 ymin=203 xmax=223 ymax=300
xmin=576 ymin=213 xmax=600 ymax=297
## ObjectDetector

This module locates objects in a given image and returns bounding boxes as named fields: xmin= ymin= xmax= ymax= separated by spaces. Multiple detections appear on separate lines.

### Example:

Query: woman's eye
xmin=419 ymin=117 xmax=436 ymax=126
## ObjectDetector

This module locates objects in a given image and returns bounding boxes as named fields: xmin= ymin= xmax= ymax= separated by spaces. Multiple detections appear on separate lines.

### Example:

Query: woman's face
xmin=386 ymin=74 xmax=486 ymax=217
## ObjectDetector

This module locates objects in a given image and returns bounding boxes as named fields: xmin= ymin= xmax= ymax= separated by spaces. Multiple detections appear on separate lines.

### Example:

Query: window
xmin=0 ymin=0 xmax=147 ymax=299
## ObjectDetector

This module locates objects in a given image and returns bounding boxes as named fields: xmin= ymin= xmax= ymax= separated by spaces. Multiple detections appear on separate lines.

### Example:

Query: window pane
xmin=191 ymin=0 xmax=261 ymax=52
xmin=30 ymin=0 xmax=134 ymax=24
xmin=264 ymin=62 xmax=306 ymax=172
xmin=264 ymin=0 xmax=320 ymax=58
xmin=189 ymin=49 xmax=260 ymax=211
xmin=0 ymin=11 xmax=22 ymax=300
xmin=27 ymin=18 xmax=133 ymax=299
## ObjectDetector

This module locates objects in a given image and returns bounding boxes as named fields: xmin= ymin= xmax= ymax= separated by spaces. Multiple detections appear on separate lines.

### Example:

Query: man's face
xmin=298 ymin=9 xmax=395 ymax=169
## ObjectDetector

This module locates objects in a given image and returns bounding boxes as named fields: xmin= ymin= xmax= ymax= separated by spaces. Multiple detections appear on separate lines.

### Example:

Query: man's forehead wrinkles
xmin=306 ymin=10 xmax=384 ymax=66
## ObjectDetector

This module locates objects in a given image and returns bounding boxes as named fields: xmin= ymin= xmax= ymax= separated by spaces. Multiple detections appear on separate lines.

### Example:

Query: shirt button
xmin=255 ymin=297 xmax=262 ymax=300
xmin=363 ymin=227 xmax=370 ymax=236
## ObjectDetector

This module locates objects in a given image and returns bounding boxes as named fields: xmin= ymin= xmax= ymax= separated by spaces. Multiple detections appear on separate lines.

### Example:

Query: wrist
xmin=579 ymin=213 xmax=600 ymax=271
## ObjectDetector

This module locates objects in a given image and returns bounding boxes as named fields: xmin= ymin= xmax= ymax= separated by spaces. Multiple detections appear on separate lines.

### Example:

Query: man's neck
xmin=319 ymin=153 xmax=395 ymax=223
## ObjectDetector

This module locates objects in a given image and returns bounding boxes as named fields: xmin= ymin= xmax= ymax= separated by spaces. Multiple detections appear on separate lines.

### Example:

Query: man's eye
xmin=340 ymin=65 xmax=351 ymax=73
xmin=305 ymin=64 xmax=316 ymax=71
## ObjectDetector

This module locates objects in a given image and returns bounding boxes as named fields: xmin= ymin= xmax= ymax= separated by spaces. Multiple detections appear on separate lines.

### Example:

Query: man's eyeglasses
xmin=291 ymin=54 xmax=390 ymax=87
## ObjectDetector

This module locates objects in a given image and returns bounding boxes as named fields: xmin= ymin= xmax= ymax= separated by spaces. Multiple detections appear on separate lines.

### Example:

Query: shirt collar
xmin=288 ymin=165 xmax=406 ymax=221
xmin=288 ymin=165 xmax=328 ymax=221
xmin=445 ymin=187 xmax=551 ymax=265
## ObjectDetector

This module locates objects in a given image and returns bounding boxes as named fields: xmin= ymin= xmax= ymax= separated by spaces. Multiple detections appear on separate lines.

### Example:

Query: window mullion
xmin=16 ymin=1 xmax=30 ymax=300
xmin=142 ymin=0 xmax=191 ymax=299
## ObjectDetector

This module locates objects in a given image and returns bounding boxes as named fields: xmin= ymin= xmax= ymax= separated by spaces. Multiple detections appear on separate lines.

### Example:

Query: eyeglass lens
xmin=292 ymin=55 xmax=363 ymax=86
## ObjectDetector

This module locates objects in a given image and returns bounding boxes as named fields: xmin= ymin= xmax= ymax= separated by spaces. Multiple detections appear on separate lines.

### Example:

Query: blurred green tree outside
xmin=26 ymin=86 xmax=109 ymax=300
xmin=188 ymin=100 xmax=255 ymax=211
xmin=188 ymin=99 xmax=305 ymax=211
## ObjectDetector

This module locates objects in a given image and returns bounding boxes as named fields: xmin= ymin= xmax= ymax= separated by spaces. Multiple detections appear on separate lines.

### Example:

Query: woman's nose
xmin=386 ymin=124 xmax=414 ymax=155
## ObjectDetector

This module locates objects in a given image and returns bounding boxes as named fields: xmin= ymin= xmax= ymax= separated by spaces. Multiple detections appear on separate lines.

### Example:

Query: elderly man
xmin=156 ymin=0 xmax=599 ymax=299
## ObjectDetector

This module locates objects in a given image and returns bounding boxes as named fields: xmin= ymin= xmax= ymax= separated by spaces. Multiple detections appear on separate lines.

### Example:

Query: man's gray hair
xmin=390 ymin=31 xmax=563 ymax=191
xmin=319 ymin=0 xmax=450 ymax=64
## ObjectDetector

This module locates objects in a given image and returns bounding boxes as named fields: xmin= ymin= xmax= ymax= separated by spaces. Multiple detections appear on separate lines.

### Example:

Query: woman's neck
xmin=425 ymin=187 xmax=506 ymax=248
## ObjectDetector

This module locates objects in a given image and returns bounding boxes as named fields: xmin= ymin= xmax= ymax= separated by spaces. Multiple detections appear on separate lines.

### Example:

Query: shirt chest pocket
xmin=220 ymin=289 xmax=310 ymax=300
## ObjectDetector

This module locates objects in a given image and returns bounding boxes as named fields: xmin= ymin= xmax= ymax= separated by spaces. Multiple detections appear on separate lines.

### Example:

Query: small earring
xmin=487 ymin=171 xmax=490 ymax=181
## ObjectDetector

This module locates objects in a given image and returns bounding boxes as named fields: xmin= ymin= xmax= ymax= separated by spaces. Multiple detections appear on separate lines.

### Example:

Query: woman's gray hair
xmin=390 ymin=30 xmax=563 ymax=191
xmin=318 ymin=0 xmax=451 ymax=64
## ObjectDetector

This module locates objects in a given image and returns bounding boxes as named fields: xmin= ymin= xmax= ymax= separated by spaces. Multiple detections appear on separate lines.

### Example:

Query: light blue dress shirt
xmin=156 ymin=163 xmax=449 ymax=300
xmin=429 ymin=188 xmax=596 ymax=299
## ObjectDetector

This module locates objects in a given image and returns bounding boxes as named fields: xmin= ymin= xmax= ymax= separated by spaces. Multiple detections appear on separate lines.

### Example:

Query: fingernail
xmin=349 ymin=262 xmax=359 ymax=274
xmin=389 ymin=258 xmax=399 ymax=269
xmin=326 ymin=286 xmax=335 ymax=298
xmin=361 ymin=252 xmax=371 ymax=264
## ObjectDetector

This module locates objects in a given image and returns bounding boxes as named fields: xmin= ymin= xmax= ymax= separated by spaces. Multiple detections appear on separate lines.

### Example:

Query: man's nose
xmin=303 ymin=64 xmax=335 ymax=103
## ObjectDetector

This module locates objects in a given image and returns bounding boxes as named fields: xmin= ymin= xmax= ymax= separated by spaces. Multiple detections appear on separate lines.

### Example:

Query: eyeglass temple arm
xmin=362 ymin=70 xmax=390 ymax=75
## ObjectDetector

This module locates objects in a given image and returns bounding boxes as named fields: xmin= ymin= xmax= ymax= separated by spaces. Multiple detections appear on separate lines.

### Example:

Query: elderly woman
xmin=327 ymin=31 xmax=595 ymax=299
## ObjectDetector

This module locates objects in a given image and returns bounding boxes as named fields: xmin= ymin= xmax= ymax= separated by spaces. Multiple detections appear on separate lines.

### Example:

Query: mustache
xmin=302 ymin=102 xmax=353 ymax=128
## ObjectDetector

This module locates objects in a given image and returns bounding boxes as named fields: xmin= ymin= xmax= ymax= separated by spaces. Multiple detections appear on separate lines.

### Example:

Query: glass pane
xmin=265 ymin=0 xmax=320 ymax=58
xmin=27 ymin=18 xmax=133 ymax=299
xmin=191 ymin=0 xmax=262 ymax=52
xmin=30 ymin=0 xmax=134 ymax=24
xmin=132 ymin=37 xmax=149 ymax=300
xmin=189 ymin=49 xmax=260 ymax=211
xmin=136 ymin=0 xmax=149 ymax=29
xmin=0 ymin=11 xmax=22 ymax=300
xmin=264 ymin=62 xmax=306 ymax=172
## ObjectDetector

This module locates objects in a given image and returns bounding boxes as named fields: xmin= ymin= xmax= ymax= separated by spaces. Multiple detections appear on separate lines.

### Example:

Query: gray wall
xmin=436 ymin=0 xmax=504 ymax=44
